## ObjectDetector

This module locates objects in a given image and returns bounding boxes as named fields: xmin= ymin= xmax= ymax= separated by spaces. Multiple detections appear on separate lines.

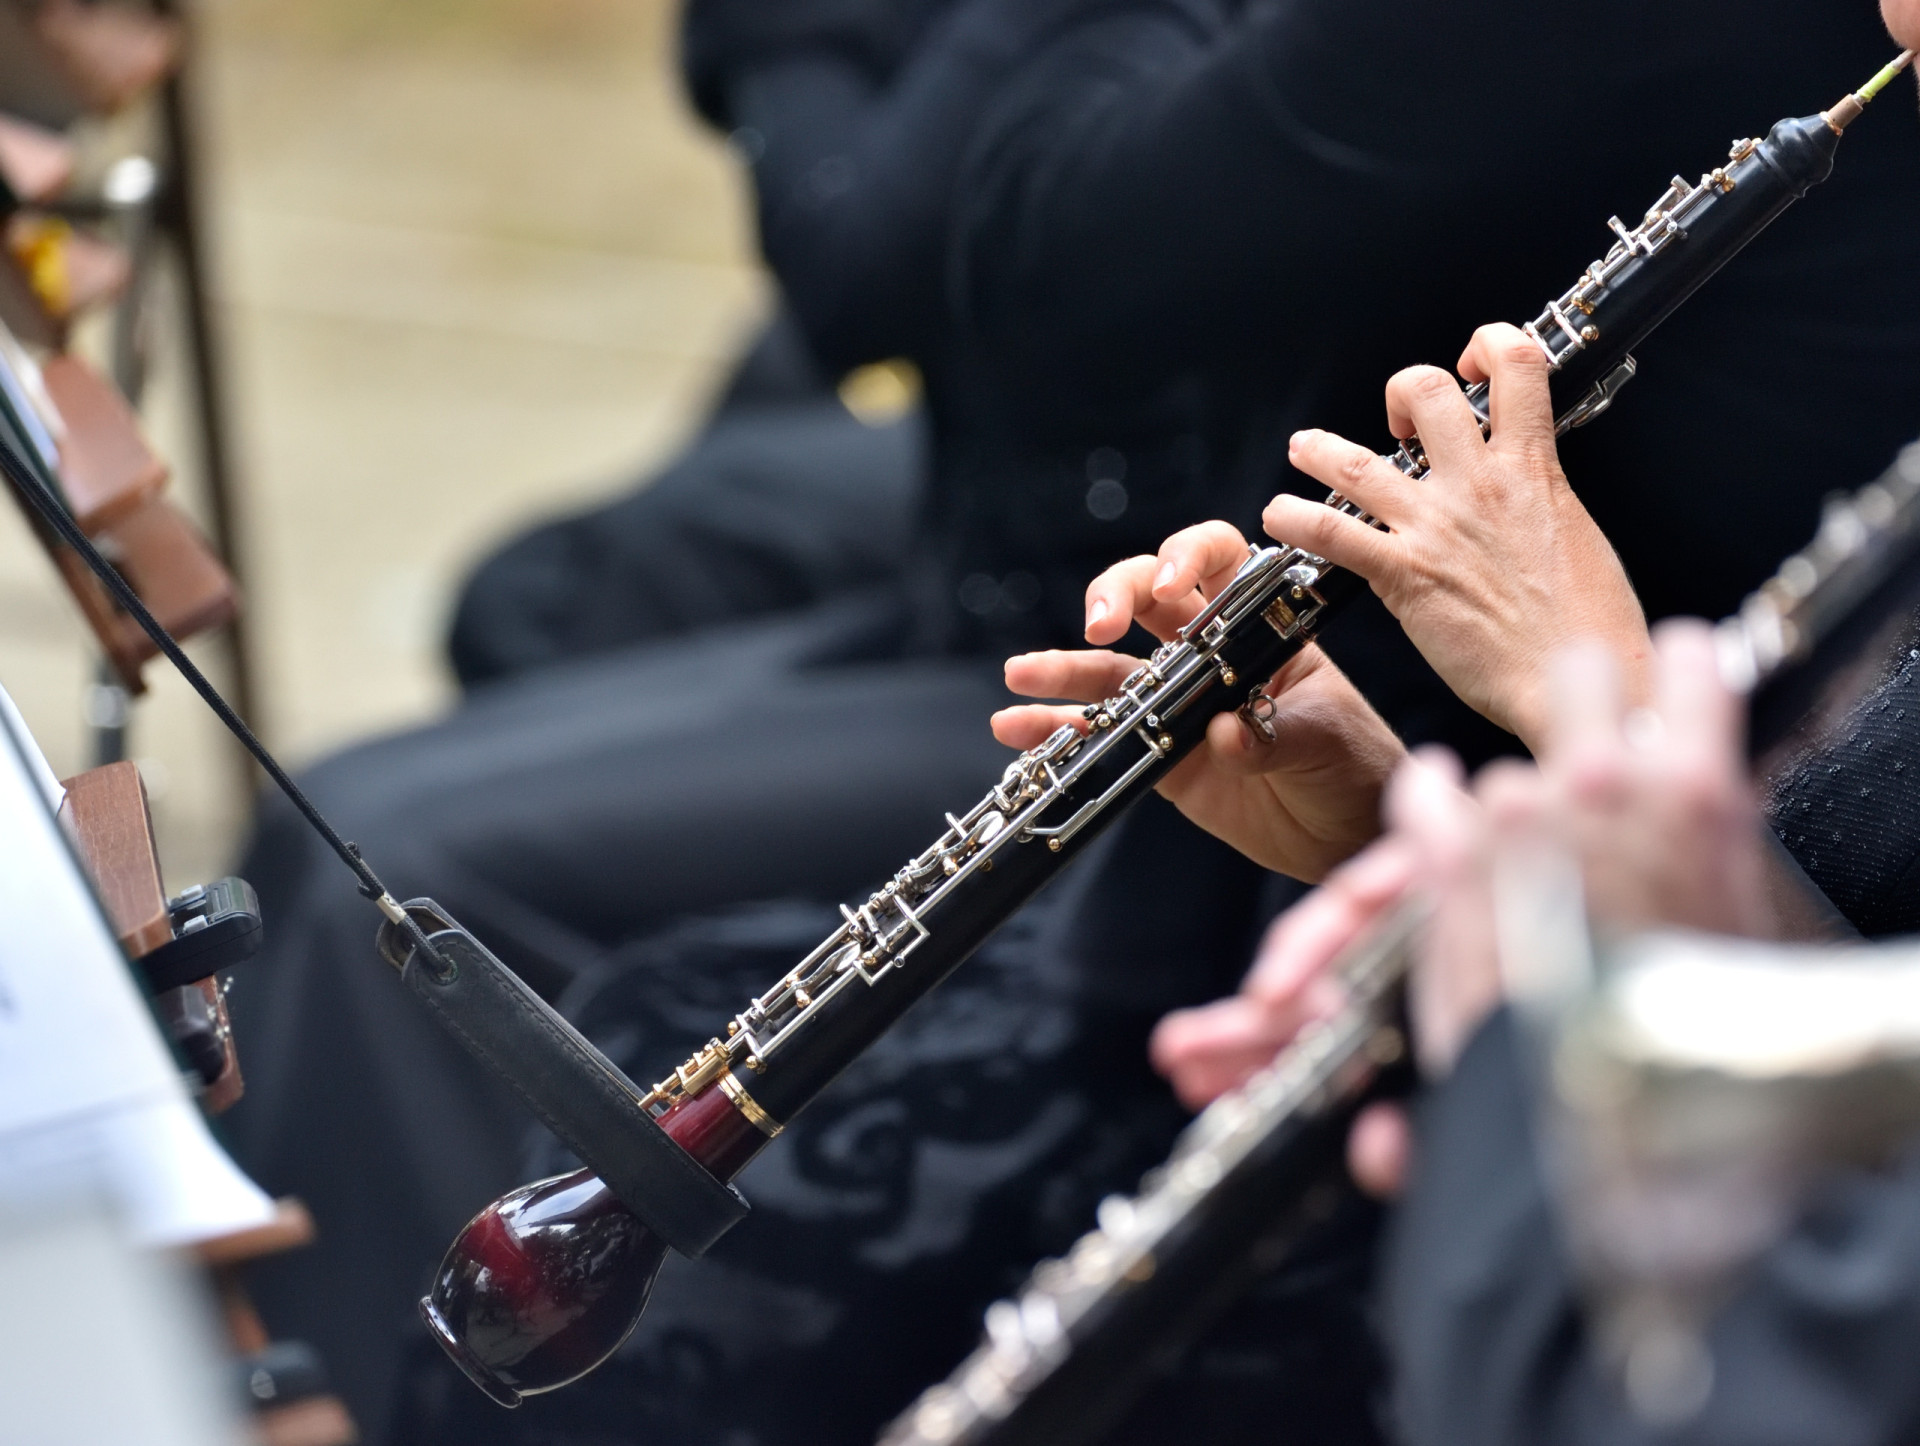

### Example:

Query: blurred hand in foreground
xmin=1150 ymin=620 xmax=1776 ymax=1199
xmin=1151 ymin=831 xmax=1422 ymax=1109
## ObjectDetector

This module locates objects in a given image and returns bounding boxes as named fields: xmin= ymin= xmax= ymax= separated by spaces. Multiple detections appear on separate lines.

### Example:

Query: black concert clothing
xmin=1768 ymin=647 xmax=1920 ymax=939
xmin=446 ymin=309 xmax=924 ymax=688
xmin=952 ymin=0 xmax=1920 ymax=641
xmin=1385 ymin=1008 xmax=1920 ymax=1446
xmin=685 ymin=0 xmax=1394 ymax=675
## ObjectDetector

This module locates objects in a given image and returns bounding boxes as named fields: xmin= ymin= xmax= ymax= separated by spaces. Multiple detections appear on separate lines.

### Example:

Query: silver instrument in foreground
xmin=1544 ymin=927 xmax=1920 ymax=1422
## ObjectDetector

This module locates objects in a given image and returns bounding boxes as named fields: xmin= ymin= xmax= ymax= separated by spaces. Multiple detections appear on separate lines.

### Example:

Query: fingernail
xmin=1087 ymin=598 xmax=1109 ymax=628
xmin=1289 ymin=430 xmax=1313 ymax=452
xmin=1153 ymin=562 xmax=1177 ymax=593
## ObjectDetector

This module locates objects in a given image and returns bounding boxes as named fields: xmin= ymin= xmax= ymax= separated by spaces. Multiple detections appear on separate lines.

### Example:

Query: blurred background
xmin=0 ymin=0 xmax=765 ymax=886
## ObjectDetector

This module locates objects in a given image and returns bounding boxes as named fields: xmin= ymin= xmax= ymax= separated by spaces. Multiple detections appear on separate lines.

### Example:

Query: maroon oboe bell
xmin=376 ymin=902 xmax=763 ymax=1405
xmin=419 ymin=1079 xmax=771 ymax=1404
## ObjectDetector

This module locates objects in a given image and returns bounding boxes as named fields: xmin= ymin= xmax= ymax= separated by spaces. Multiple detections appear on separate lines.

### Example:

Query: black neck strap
xmin=0 ymin=425 xmax=448 ymax=970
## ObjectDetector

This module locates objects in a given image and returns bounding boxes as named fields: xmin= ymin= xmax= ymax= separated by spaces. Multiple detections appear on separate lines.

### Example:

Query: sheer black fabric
xmin=1770 ymin=647 xmax=1920 ymax=939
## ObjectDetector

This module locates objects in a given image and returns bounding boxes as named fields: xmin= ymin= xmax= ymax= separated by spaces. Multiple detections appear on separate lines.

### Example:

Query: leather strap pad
xmin=377 ymin=899 xmax=748 ymax=1257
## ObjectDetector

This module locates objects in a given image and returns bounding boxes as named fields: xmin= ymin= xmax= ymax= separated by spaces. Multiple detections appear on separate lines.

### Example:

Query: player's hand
xmin=993 ymin=523 xmax=1406 ymax=883
xmin=1526 ymin=619 xmax=1776 ymax=940
xmin=1144 ymin=745 xmax=1474 ymax=1198
xmin=1150 ymin=835 xmax=1419 ymax=1108
xmin=1270 ymin=323 xmax=1652 ymax=752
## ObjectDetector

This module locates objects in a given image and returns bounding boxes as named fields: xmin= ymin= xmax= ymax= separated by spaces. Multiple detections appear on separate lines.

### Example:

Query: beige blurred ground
xmin=0 ymin=0 xmax=767 ymax=886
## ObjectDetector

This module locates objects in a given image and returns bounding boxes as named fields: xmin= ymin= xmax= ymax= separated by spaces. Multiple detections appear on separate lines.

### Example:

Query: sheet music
xmin=0 ymin=685 xmax=273 ymax=1246
xmin=0 ymin=1202 xmax=246 ymax=1446
xmin=0 ymin=683 xmax=63 ymax=814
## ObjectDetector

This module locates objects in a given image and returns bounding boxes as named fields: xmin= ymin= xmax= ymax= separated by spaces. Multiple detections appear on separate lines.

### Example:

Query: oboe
xmin=876 ymin=425 xmax=1920 ymax=1446
xmin=409 ymin=57 xmax=1913 ymax=1407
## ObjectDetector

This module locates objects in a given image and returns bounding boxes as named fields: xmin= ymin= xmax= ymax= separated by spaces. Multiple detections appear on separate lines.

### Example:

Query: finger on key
xmin=1004 ymin=648 xmax=1140 ymax=703
xmin=1262 ymin=494 xmax=1399 ymax=585
xmin=1288 ymin=427 xmax=1413 ymax=520
xmin=990 ymin=703 xmax=1090 ymax=750
xmin=1384 ymin=363 xmax=1488 ymax=470
xmin=1149 ymin=520 xmax=1256 ymax=606
xmin=1458 ymin=323 xmax=1554 ymax=452
xmin=1085 ymin=554 xmax=1209 ymax=645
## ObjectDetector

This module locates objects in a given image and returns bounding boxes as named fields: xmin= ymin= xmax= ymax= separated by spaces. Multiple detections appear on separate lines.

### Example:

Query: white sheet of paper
xmin=0 ymin=682 xmax=62 ymax=814
xmin=0 ymin=1201 xmax=245 ymax=1446
xmin=0 ymin=690 xmax=273 ymax=1246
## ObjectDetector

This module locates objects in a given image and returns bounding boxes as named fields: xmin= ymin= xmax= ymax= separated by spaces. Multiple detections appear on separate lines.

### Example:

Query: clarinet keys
xmin=1560 ymin=356 xmax=1640 ymax=431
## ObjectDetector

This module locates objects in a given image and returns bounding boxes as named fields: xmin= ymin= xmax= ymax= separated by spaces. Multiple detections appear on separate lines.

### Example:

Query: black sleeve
xmin=685 ymin=0 xmax=1103 ymax=371
xmin=1768 ymin=649 xmax=1920 ymax=939
xmin=948 ymin=0 xmax=1757 ymax=415
xmin=1385 ymin=1009 xmax=1920 ymax=1446
xmin=680 ymin=0 xmax=933 ymax=129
